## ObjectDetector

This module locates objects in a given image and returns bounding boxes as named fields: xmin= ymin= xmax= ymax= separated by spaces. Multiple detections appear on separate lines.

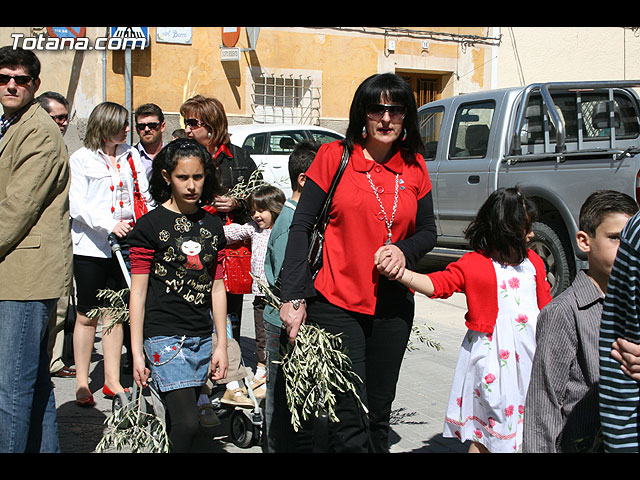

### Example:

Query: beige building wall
xmin=104 ymin=27 xmax=495 ymax=133
xmin=10 ymin=27 xmax=639 ymax=151
xmin=495 ymin=27 xmax=640 ymax=87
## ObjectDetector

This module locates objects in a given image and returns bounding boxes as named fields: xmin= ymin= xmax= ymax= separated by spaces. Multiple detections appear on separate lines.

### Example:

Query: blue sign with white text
xmin=109 ymin=27 xmax=149 ymax=48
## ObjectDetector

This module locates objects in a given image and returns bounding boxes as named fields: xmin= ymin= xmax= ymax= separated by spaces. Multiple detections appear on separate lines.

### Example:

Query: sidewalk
xmin=52 ymin=255 xmax=470 ymax=453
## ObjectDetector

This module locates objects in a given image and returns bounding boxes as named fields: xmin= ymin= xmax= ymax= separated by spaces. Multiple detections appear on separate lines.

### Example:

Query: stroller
xmin=108 ymin=235 xmax=264 ymax=449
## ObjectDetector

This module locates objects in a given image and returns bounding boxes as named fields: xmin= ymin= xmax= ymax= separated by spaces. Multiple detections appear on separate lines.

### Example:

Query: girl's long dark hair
xmin=464 ymin=187 xmax=538 ymax=264
xmin=149 ymin=138 xmax=221 ymax=205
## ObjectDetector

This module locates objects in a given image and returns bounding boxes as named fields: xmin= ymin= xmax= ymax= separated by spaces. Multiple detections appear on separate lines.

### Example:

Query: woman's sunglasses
xmin=366 ymin=104 xmax=407 ymax=121
xmin=183 ymin=118 xmax=206 ymax=129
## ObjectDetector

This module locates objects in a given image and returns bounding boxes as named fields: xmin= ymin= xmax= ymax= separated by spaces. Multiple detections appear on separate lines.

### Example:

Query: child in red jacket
xmin=377 ymin=187 xmax=551 ymax=453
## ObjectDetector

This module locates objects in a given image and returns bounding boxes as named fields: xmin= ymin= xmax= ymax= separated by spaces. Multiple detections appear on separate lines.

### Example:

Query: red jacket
xmin=428 ymin=249 xmax=552 ymax=334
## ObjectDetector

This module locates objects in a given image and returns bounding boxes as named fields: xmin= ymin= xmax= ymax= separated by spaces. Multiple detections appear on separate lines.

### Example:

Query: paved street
xmin=52 ymin=253 xmax=470 ymax=453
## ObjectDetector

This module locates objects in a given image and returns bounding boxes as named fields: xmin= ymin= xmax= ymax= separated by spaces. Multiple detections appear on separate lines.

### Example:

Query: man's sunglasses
xmin=50 ymin=114 xmax=68 ymax=123
xmin=136 ymin=122 xmax=161 ymax=131
xmin=366 ymin=104 xmax=407 ymax=121
xmin=0 ymin=74 xmax=33 ymax=86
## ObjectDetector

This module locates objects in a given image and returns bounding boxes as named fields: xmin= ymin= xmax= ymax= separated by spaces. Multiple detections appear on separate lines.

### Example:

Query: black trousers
xmin=306 ymin=281 xmax=414 ymax=453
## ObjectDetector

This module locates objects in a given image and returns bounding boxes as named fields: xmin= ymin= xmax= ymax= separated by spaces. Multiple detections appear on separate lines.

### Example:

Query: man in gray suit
xmin=0 ymin=46 xmax=73 ymax=453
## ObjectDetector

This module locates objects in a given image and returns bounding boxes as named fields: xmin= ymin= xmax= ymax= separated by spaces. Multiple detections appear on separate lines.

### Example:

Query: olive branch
xmin=95 ymin=385 xmax=170 ymax=453
xmin=87 ymin=289 xmax=169 ymax=452
xmin=225 ymin=165 xmax=266 ymax=200
xmin=251 ymin=274 xmax=368 ymax=431
xmin=407 ymin=323 xmax=443 ymax=351
xmin=86 ymin=288 xmax=130 ymax=335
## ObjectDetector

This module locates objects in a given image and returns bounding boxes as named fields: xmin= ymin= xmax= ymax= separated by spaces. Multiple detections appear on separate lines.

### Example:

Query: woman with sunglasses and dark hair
xmin=278 ymin=73 xmax=437 ymax=452
xmin=180 ymin=95 xmax=260 ymax=339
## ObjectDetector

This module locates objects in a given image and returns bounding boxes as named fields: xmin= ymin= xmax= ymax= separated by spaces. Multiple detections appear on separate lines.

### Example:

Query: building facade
xmin=1 ymin=26 xmax=639 ymax=153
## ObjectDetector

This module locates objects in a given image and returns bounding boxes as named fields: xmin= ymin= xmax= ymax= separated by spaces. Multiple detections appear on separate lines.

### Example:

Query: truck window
xmin=449 ymin=101 xmax=495 ymax=159
xmin=521 ymin=91 xmax=639 ymax=145
xmin=418 ymin=106 xmax=444 ymax=160
xmin=580 ymin=92 xmax=640 ymax=140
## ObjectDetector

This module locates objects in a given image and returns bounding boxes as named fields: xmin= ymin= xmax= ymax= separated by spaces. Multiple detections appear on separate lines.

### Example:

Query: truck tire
xmin=528 ymin=221 xmax=574 ymax=297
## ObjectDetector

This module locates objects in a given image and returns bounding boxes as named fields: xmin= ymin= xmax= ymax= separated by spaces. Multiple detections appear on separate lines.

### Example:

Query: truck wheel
xmin=528 ymin=221 xmax=573 ymax=297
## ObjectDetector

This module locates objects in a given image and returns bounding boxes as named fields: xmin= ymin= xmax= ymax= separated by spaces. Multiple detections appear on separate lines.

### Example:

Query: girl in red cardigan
xmin=377 ymin=187 xmax=552 ymax=453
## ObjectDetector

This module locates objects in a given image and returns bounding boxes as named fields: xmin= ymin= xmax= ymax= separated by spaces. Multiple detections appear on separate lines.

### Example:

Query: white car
xmin=228 ymin=124 xmax=344 ymax=198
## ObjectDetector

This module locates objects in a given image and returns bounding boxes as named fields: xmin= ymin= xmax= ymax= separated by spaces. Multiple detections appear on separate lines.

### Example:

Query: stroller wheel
xmin=112 ymin=391 xmax=130 ymax=414
xmin=229 ymin=409 xmax=259 ymax=448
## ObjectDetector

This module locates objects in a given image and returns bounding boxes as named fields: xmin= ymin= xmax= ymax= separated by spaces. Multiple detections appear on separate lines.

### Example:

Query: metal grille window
xmin=251 ymin=73 xmax=320 ymax=124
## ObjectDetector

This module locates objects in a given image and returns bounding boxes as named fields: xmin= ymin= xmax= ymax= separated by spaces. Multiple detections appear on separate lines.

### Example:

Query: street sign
xmin=221 ymin=47 xmax=241 ymax=62
xmin=47 ymin=27 xmax=86 ymax=39
xmin=109 ymin=27 xmax=149 ymax=48
xmin=221 ymin=27 xmax=240 ymax=48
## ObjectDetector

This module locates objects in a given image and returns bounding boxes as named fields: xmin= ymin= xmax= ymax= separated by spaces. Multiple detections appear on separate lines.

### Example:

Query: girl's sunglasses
xmin=366 ymin=104 xmax=407 ymax=121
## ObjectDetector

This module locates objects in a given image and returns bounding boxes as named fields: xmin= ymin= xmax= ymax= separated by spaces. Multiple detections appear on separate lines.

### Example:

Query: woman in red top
xmin=279 ymin=73 xmax=437 ymax=452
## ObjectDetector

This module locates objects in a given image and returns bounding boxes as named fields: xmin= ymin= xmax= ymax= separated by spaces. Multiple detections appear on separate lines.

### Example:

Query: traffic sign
xmin=109 ymin=27 xmax=149 ymax=48
xmin=47 ymin=27 xmax=86 ymax=39
xmin=221 ymin=27 xmax=240 ymax=48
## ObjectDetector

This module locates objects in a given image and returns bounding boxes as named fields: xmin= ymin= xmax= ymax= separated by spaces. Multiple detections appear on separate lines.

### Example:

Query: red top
xmin=306 ymin=141 xmax=432 ymax=315
xmin=428 ymin=249 xmax=552 ymax=333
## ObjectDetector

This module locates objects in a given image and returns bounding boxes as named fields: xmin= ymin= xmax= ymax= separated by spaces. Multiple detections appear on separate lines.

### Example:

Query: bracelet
xmin=289 ymin=299 xmax=306 ymax=310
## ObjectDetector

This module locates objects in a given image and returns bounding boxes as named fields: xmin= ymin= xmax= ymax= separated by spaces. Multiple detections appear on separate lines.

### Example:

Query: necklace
xmin=366 ymin=170 xmax=399 ymax=245
xmin=104 ymin=157 xmax=125 ymax=219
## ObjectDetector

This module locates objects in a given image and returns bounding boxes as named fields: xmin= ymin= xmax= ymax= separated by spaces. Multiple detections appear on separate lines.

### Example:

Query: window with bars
xmin=251 ymin=73 xmax=319 ymax=124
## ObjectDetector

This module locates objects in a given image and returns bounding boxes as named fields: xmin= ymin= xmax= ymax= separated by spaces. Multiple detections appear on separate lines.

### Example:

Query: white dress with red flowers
xmin=442 ymin=258 xmax=540 ymax=453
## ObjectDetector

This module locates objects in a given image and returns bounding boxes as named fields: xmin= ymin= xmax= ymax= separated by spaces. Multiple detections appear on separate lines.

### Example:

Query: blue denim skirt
xmin=143 ymin=335 xmax=212 ymax=392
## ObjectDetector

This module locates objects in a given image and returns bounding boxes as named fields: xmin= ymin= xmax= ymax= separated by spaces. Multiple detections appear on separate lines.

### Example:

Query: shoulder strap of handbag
xmin=273 ymin=144 xmax=350 ymax=294
xmin=126 ymin=153 xmax=142 ymax=195
xmin=314 ymin=143 xmax=350 ymax=232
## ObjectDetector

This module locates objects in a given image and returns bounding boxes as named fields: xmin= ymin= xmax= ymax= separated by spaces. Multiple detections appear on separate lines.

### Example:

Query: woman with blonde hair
xmin=69 ymin=101 xmax=153 ymax=407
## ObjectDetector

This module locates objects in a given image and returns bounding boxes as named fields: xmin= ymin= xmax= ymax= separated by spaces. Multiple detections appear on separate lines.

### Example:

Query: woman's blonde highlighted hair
xmin=83 ymin=102 xmax=129 ymax=152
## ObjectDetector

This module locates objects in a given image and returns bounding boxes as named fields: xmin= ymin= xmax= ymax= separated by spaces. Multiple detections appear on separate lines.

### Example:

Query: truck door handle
xmin=468 ymin=175 xmax=480 ymax=184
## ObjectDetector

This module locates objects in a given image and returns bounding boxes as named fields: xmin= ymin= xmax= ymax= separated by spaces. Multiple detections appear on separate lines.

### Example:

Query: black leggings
xmin=161 ymin=387 xmax=199 ymax=453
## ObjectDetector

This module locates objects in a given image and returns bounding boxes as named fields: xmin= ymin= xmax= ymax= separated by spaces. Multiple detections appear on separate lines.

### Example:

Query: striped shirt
xmin=599 ymin=210 xmax=640 ymax=452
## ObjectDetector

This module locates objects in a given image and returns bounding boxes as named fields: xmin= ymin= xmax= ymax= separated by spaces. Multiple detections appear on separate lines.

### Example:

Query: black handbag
xmin=307 ymin=145 xmax=350 ymax=279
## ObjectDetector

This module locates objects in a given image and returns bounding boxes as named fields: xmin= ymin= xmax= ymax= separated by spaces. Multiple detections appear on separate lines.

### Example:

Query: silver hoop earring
xmin=402 ymin=128 xmax=407 ymax=141
xmin=362 ymin=126 xmax=367 ymax=139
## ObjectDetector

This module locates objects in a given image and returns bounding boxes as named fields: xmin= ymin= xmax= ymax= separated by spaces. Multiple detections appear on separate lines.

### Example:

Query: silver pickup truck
xmin=418 ymin=81 xmax=640 ymax=296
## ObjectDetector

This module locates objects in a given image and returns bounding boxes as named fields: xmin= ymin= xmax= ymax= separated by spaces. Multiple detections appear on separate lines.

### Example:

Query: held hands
xmin=280 ymin=301 xmax=307 ymax=345
xmin=374 ymin=244 xmax=406 ymax=281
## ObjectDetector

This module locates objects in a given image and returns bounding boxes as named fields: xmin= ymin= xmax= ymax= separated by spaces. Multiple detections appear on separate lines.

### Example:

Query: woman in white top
xmin=69 ymin=102 xmax=152 ymax=407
